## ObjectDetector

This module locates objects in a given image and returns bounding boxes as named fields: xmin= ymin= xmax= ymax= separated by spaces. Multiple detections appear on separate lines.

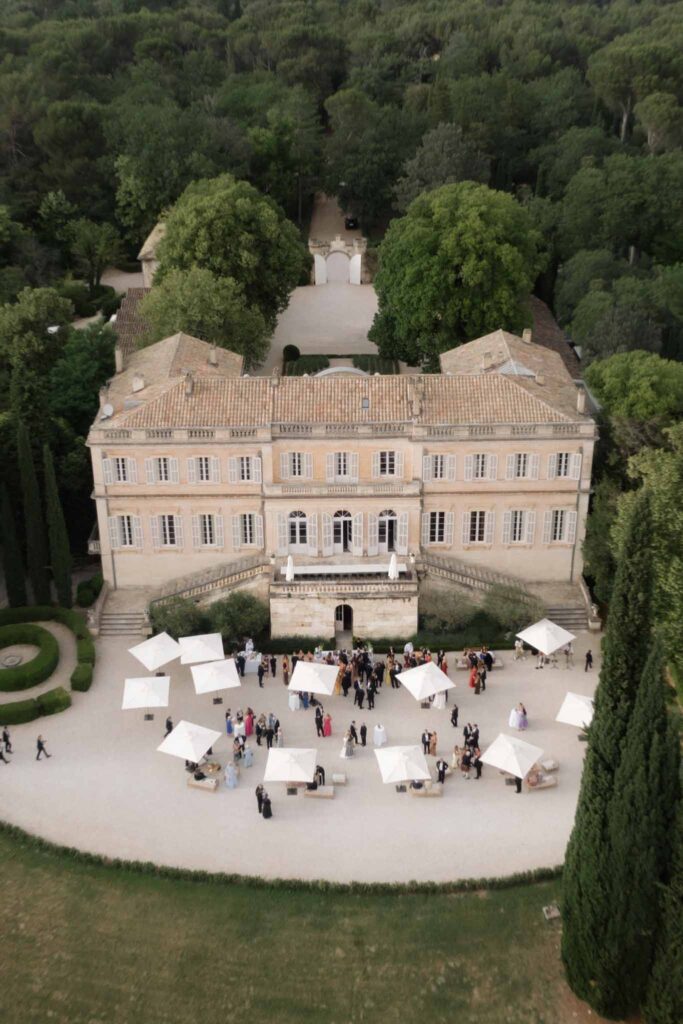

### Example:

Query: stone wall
xmin=270 ymin=592 xmax=417 ymax=639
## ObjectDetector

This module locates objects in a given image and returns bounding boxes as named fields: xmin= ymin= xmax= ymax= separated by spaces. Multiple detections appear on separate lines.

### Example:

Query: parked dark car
xmin=344 ymin=215 xmax=359 ymax=230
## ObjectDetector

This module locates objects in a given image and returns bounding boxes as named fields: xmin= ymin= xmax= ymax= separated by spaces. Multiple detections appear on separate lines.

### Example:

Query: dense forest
xmin=1 ymin=0 xmax=683 ymax=553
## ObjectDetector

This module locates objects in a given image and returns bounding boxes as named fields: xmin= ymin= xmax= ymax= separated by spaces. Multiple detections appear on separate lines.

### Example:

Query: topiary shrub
xmin=77 ymin=585 xmax=94 ymax=607
xmin=149 ymin=597 xmax=206 ymax=640
xmin=0 ymin=697 xmax=40 ymax=724
xmin=76 ymin=635 xmax=95 ymax=664
xmin=37 ymin=686 xmax=71 ymax=715
xmin=283 ymin=355 xmax=330 ymax=376
xmin=208 ymin=592 xmax=270 ymax=646
xmin=0 ymin=624 xmax=60 ymax=692
xmin=70 ymin=663 xmax=93 ymax=692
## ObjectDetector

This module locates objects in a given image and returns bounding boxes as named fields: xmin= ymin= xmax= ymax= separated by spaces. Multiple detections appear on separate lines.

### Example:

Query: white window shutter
xmin=529 ymin=453 xmax=539 ymax=480
xmin=132 ymin=516 xmax=143 ymax=549
xmin=107 ymin=516 xmax=119 ymax=548
xmin=191 ymin=515 xmax=201 ymax=548
xmin=395 ymin=452 xmax=403 ymax=477
xmin=543 ymin=511 xmax=553 ymax=543
xmin=215 ymin=515 xmax=224 ymax=548
xmin=169 ymin=458 xmax=179 ymax=484
xmin=397 ymin=512 xmax=409 ymax=555
xmin=464 ymin=455 xmax=473 ymax=481
xmin=232 ymin=516 xmax=241 ymax=550
xmin=446 ymin=455 xmax=456 ymax=481
xmin=102 ymin=457 xmax=114 ymax=485
xmin=326 ymin=453 xmax=335 ymax=482
xmin=126 ymin=459 xmax=137 ymax=484
xmin=570 ymin=453 xmax=582 ymax=480
xmin=547 ymin=454 xmax=557 ymax=480
xmin=151 ymin=516 xmax=160 ymax=548
xmin=144 ymin=458 xmax=155 ymax=485
xmin=187 ymin=458 xmax=196 ymax=484
xmin=567 ymin=510 xmax=577 ymax=544
xmin=484 ymin=510 xmax=495 ymax=544
xmin=488 ymin=454 xmax=498 ymax=481
xmin=367 ymin=513 xmax=379 ymax=556
xmin=461 ymin=512 xmax=470 ymax=545
xmin=371 ymin=452 xmax=380 ymax=478
xmin=303 ymin=452 xmax=313 ymax=479
xmin=351 ymin=512 xmax=363 ymax=555
xmin=506 ymin=454 xmax=515 ymax=481
xmin=502 ymin=510 xmax=512 ymax=544
xmin=254 ymin=514 xmax=264 ymax=548
xmin=228 ymin=458 xmax=238 ymax=484
xmin=210 ymin=457 xmax=220 ymax=483
xmin=174 ymin=515 xmax=183 ymax=548
xmin=525 ymin=510 xmax=536 ymax=544
xmin=253 ymin=456 xmax=262 ymax=484
xmin=349 ymin=452 xmax=359 ymax=482
xmin=421 ymin=513 xmax=430 ymax=546
xmin=307 ymin=513 xmax=318 ymax=555
xmin=276 ymin=513 xmax=287 ymax=555
xmin=280 ymin=453 xmax=290 ymax=479
xmin=444 ymin=512 xmax=454 ymax=546
xmin=322 ymin=513 xmax=333 ymax=556
xmin=422 ymin=455 xmax=432 ymax=482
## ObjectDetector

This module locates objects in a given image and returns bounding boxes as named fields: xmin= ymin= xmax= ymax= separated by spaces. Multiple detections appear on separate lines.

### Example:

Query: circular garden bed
xmin=0 ymin=624 xmax=59 ymax=692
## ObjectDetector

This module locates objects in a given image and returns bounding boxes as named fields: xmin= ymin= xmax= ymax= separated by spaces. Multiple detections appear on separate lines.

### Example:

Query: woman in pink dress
xmin=323 ymin=713 xmax=332 ymax=737
xmin=244 ymin=710 xmax=254 ymax=736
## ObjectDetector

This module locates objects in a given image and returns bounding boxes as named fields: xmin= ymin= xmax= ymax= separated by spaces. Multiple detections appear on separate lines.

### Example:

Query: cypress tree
xmin=43 ymin=445 xmax=73 ymax=608
xmin=643 ymin=802 xmax=683 ymax=1024
xmin=598 ymin=648 xmax=680 ymax=1017
xmin=0 ymin=482 xmax=27 ymax=606
xmin=561 ymin=491 xmax=655 ymax=1007
xmin=16 ymin=422 xmax=50 ymax=605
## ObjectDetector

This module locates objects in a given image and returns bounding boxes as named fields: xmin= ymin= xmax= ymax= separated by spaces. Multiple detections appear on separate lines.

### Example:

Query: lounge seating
xmin=187 ymin=776 xmax=218 ymax=792
xmin=456 ymin=657 xmax=504 ymax=670
xmin=409 ymin=782 xmax=443 ymax=798
xmin=332 ymin=773 xmax=347 ymax=785
xmin=525 ymin=772 xmax=557 ymax=791
xmin=539 ymin=757 xmax=559 ymax=773
xmin=303 ymin=785 xmax=335 ymax=799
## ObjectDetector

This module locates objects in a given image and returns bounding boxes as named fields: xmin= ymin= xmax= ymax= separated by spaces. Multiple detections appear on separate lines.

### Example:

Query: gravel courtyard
xmin=0 ymin=630 xmax=599 ymax=883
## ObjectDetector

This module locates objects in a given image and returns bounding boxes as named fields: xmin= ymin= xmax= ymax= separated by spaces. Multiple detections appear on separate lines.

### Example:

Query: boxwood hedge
xmin=0 ymin=697 xmax=40 ymax=724
xmin=70 ymin=663 xmax=93 ymax=692
xmin=0 ymin=624 xmax=59 ymax=692
xmin=37 ymin=687 xmax=72 ymax=716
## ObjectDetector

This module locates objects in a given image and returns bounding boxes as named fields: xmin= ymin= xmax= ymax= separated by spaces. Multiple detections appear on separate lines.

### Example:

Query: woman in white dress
xmin=340 ymin=731 xmax=354 ymax=758
xmin=225 ymin=762 xmax=238 ymax=788
xmin=508 ymin=706 xmax=521 ymax=730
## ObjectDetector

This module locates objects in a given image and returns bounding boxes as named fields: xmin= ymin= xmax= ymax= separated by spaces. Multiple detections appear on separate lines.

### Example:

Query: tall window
xmin=514 ymin=453 xmax=528 ymax=478
xmin=335 ymin=452 xmax=348 ymax=477
xmin=511 ymin=510 xmax=524 ymax=542
xmin=159 ymin=515 xmax=177 ymax=546
xmin=469 ymin=510 xmax=486 ymax=542
xmin=379 ymin=451 xmax=396 ymax=475
xmin=429 ymin=512 xmax=445 ymax=543
xmin=119 ymin=515 xmax=134 ymax=546
xmin=114 ymin=457 xmax=129 ymax=482
xmin=557 ymin=453 xmax=570 ymax=477
xmin=108 ymin=514 xmax=141 ymax=549
xmin=551 ymin=509 xmax=566 ymax=541
xmin=197 ymin=456 xmax=211 ymax=482
xmin=432 ymin=455 xmax=445 ymax=479
xmin=290 ymin=453 xmax=303 ymax=477
xmin=474 ymin=454 xmax=487 ymax=479
xmin=156 ymin=457 xmax=170 ymax=483
xmin=200 ymin=514 xmax=215 ymax=546
xmin=239 ymin=456 xmax=252 ymax=481
xmin=288 ymin=510 xmax=308 ymax=546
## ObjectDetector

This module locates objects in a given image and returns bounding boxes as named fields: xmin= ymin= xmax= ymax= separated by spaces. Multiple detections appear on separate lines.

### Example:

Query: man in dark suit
xmin=450 ymin=705 xmax=459 ymax=728
xmin=164 ymin=716 xmax=173 ymax=737
xmin=469 ymin=724 xmax=480 ymax=749
xmin=315 ymin=705 xmax=324 ymax=737
xmin=349 ymin=721 xmax=359 ymax=745
xmin=360 ymin=723 xmax=367 ymax=746
xmin=436 ymin=758 xmax=448 ymax=784
xmin=235 ymin=653 xmax=245 ymax=677
xmin=421 ymin=729 xmax=431 ymax=754
xmin=463 ymin=723 xmax=472 ymax=746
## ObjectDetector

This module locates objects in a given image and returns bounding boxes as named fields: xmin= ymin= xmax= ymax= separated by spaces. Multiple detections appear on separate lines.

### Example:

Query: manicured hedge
xmin=0 ymin=624 xmax=59 ymax=692
xmin=37 ymin=686 xmax=71 ymax=716
xmin=0 ymin=697 xmax=40 ymax=724
xmin=257 ymin=636 xmax=336 ymax=654
xmin=76 ymin=636 xmax=96 ymax=664
xmin=70 ymin=663 xmax=93 ymax=692
xmin=76 ymin=573 xmax=103 ymax=608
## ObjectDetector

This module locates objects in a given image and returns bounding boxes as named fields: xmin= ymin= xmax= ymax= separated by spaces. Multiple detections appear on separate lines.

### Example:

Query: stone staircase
xmin=545 ymin=605 xmax=589 ymax=632
xmin=98 ymin=609 xmax=148 ymax=637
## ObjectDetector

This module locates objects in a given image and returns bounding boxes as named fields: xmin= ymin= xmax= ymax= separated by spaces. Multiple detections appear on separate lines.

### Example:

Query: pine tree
xmin=561 ymin=491 xmax=655 ymax=1007
xmin=43 ymin=445 xmax=72 ymax=608
xmin=16 ymin=421 xmax=50 ymax=605
xmin=643 ymin=802 xmax=683 ymax=1024
xmin=0 ymin=482 xmax=27 ymax=606
xmin=598 ymin=648 xmax=680 ymax=1017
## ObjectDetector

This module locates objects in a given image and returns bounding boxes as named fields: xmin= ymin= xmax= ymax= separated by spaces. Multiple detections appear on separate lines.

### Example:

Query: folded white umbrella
xmin=122 ymin=676 xmax=170 ymax=709
xmin=264 ymin=747 xmax=317 ymax=783
xmin=288 ymin=660 xmax=338 ymax=696
xmin=397 ymin=660 xmax=455 ymax=701
xmin=516 ymin=618 xmax=575 ymax=656
xmin=178 ymin=633 xmax=224 ymax=665
xmin=128 ymin=632 xmax=181 ymax=672
xmin=388 ymin=552 xmax=399 ymax=580
xmin=375 ymin=745 xmax=431 ymax=784
xmin=157 ymin=720 xmax=221 ymax=762
xmin=285 ymin=555 xmax=295 ymax=582
xmin=191 ymin=659 xmax=241 ymax=695
xmin=556 ymin=691 xmax=594 ymax=729
xmin=480 ymin=733 xmax=544 ymax=779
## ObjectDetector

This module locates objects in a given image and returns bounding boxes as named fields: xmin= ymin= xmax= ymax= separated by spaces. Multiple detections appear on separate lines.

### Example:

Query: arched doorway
xmin=335 ymin=604 xmax=353 ymax=632
xmin=288 ymin=510 xmax=308 ymax=552
xmin=333 ymin=510 xmax=352 ymax=554
xmin=378 ymin=509 xmax=397 ymax=553
xmin=326 ymin=251 xmax=350 ymax=283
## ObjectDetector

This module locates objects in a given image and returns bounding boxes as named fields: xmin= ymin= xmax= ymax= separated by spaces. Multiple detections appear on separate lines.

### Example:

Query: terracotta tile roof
xmin=530 ymin=297 xmax=582 ymax=377
xmin=114 ymin=288 xmax=150 ymax=363
xmin=439 ymin=328 xmax=570 ymax=381
xmin=113 ymin=372 xmax=582 ymax=429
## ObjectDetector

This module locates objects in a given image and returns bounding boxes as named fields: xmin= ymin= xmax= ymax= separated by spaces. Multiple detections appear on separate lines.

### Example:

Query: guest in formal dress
xmin=508 ymin=706 xmax=521 ymax=730
xmin=436 ymin=758 xmax=448 ymax=784
xmin=585 ymin=650 xmax=593 ymax=671
xmin=282 ymin=654 xmax=290 ymax=686
xmin=225 ymin=710 xmax=233 ymax=735
xmin=349 ymin=721 xmax=359 ymax=745
xmin=275 ymin=727 xmax=284 ymax=748
xmin=262 ymin=792 xmax=273 ymax=818
xmin=164 ymin=716 xmax=173 ymax=737
xmin=255 ymin=784 xmax=264 ymax=813
xmin=244 ymin=709 xmax=254 ymax=737
xmin=360 ymin=722 xmax=367 ymax=747
xmin=315 ymin=705 xmax=324 ymax=737
xmin=429 ymin=730 xmax=438 ymax=756
xmin=450 ymin=705 xmax=459 ymax=728
xmin=340 ymin=732 xmax=354 ymax=758
xmin=517 ymin=704 xmax=528 ymax=730
xmin=270 ymin=655 xmax=277 ymax=678
xmin=225 ymin=762 xmax=238 ymax=788
xmin=36 ymin=735 xmax=51 ymax=760
xmin=460 ymin=749 xmax=472 ymax=779
xmin=421 ymin=729 xmax=431 ymax=754
xmin=323 ymin=713 xmax=332 ymax=737
xmin=2 ymin=726 xmax=12 ymax=754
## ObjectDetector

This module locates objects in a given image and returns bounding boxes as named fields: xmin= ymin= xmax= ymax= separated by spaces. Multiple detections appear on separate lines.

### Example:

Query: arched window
xmin=378 ymin=509 xmax=397 ymax=552
xmin=288 ymin=510 xmax=308 ymax=547
xmin=333 ymin=509 xmax=352 ymax=552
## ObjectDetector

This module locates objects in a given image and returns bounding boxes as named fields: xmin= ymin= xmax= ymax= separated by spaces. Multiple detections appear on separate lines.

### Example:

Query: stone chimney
xmin=132 ymin=374 xmax=145 ymax=393
xmin=114 ymin=345 xmax=123 ymax=373
xmin=577 ymin=388 xmax=586 ymax=414
xmin=208 ymin=344 xmax=218 ymax=367
xmin=184 ymin=370 xmax=194 ymax=397
xmin=98 ymin=385 xmax=109 ymax=410
xmin=536 ymin=373 xmax=545 ymax=386
xmin=482 ymin=349 xmax=494 ymax=370
xmin=522 ymin=328 xmax=532 ymax=344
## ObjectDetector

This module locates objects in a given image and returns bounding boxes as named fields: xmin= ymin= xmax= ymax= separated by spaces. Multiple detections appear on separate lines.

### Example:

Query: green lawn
xmin=0 ymin=828 xmax=602 ymax=1024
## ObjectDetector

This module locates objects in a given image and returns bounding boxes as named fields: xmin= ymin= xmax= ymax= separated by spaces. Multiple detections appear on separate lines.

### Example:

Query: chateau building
xmin=87 ymin=327 xmax=596 ymax=638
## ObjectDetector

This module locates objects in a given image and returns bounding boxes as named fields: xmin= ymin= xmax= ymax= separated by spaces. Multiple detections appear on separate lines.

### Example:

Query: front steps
xmin=545 ymin=605 xmax=589 ymax=632
xmin=98 ymin=610 xmax=148 ymax=637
